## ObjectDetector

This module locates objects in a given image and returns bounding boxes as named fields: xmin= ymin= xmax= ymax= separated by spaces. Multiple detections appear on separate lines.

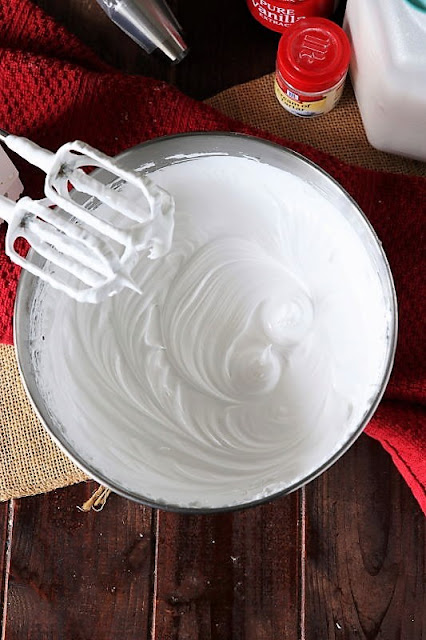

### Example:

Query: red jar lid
xmin=276 ymin=18 xmax=351 ymax=94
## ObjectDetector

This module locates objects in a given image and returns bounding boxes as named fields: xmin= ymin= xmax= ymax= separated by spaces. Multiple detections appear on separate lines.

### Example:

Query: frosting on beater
xmin=30 ymin=154 xmax=390 ymax=508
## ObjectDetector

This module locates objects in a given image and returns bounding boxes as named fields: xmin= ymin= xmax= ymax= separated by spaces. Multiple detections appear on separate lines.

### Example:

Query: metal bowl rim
xmin=13 ymin=131 xmax=398 ymax=513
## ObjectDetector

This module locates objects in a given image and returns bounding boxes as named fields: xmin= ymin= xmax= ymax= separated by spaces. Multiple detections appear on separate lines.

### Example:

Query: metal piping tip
xmin=96 ymin=0 xmax=189 ymax=64
xmin=158 ymin=32 xmax=188 ymax=64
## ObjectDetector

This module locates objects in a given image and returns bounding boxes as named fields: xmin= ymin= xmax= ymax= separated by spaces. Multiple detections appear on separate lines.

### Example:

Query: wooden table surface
xmin=1 ymin=1 xmax=425 ymax=638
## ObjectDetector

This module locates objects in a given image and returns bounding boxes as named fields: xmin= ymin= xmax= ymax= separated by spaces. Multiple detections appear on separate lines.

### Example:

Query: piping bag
xmin=95 ymin=0 xmax=188 ymax=63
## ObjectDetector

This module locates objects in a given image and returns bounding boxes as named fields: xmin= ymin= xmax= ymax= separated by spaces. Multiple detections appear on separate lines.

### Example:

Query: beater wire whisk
xmin=0 ymin=130 xmax=175 ymax=302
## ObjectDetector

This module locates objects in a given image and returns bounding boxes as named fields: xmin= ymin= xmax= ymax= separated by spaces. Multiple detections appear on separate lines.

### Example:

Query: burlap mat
xmin=0 ymin=345 xmax=87 ymax=500
xmin=1 ymin=73 xmax=424 ymax=502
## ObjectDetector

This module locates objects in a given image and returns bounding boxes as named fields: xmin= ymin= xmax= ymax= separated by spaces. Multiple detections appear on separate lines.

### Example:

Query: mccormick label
xmin=274 ymin=75 xmax=346 ymax=117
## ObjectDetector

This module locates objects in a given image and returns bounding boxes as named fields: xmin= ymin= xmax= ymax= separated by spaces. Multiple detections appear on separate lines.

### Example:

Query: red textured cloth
xmin=0 ymin=0 xmax=425 ymax=512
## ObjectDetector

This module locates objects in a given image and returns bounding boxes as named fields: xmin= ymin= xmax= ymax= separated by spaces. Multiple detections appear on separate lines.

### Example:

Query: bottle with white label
xmin=344 ymin=0 xmax=426 ymax=161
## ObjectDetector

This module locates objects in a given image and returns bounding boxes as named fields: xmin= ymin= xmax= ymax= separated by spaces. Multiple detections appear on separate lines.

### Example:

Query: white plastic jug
xmin=344 ymin=0 xmax=426 ymax=161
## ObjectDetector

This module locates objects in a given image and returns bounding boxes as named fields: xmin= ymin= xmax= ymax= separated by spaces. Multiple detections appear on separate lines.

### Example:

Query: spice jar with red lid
xmin=274 ymin=17 xmax=350 ymax=118
xmin=246 ymin=0 xmax=340 ymax=33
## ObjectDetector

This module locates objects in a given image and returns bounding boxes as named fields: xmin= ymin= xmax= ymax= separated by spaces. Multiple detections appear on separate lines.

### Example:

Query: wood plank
xmin=0 ymin=501 xmax=12 ymax=637
xmin=154 ymin=493 xmax=301 ymax=640
xmin=3 ymin=482 xmax=155 ymax=640
xmin=304 ymin=435 xmax=426 ymax=640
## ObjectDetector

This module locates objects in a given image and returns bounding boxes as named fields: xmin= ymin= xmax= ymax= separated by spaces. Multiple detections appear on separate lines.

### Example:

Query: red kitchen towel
xmin=0 ymin=0 xmax=425 ymax=512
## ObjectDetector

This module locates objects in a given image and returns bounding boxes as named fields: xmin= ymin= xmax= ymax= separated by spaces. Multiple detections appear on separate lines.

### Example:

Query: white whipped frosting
xmin=30 ymin=154 xmax=390 ymax=509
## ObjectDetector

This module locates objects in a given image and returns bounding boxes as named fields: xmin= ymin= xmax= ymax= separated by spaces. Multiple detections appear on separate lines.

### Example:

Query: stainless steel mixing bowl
xmin=14 ymin=133 xmax=398 ymax=512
